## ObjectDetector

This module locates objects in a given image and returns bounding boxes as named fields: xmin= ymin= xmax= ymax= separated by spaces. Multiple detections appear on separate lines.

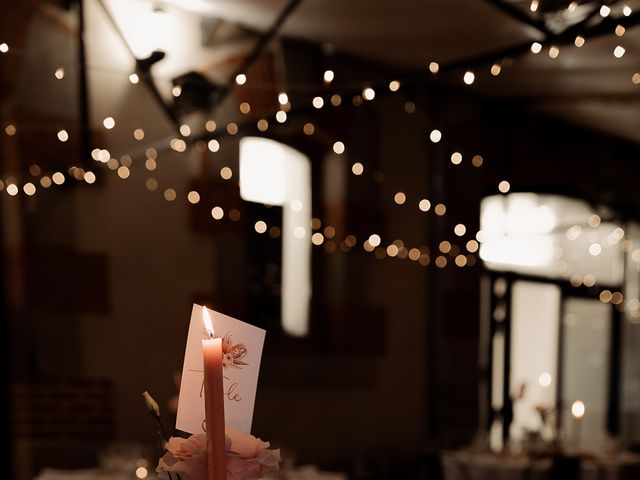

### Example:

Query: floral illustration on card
xmin=220 ymin=334 xmax=249 ymax=369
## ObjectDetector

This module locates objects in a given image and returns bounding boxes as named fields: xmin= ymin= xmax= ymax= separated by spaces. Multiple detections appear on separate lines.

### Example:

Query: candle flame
xmin=202 ymin=307 xmax=214 ymax=337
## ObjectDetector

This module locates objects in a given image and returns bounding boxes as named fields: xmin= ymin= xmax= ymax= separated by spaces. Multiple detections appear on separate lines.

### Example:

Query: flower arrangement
xmin=143 ymin=391 xmax=280 ymax=480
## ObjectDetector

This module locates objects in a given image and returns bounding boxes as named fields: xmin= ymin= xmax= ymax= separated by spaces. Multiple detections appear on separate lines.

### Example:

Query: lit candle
xmin=570 ymin=400 xmax=585 ymax=450
xmin=202 ymin=307 xmax=226 ymax=480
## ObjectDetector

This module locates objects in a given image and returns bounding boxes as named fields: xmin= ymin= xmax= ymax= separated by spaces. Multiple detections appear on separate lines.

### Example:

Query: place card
xmin=176 ymin=304 xmax=266 ymax=434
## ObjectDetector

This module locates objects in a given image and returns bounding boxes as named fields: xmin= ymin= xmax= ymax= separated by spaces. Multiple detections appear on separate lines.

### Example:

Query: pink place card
xmin=176 ymin=304 xmax=266 ymax=434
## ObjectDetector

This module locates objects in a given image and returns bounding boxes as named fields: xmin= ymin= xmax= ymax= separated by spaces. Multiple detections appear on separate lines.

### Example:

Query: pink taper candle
xmin=202 ymin=308 xmax=226 ymax=480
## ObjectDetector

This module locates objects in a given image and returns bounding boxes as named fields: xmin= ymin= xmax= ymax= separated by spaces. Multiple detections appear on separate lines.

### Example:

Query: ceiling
xmin=156 ymin=0 xmax=640 ymax=143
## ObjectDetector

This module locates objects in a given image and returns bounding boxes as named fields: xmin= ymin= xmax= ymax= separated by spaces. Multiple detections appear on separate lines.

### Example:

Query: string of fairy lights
xmin=1 ymin=2 xmax=640 ymax=310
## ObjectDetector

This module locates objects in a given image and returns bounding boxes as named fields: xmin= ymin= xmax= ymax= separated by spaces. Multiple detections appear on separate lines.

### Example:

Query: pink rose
xmin=158 ymin=434 xmax=208 ymax=479
xmin=157 ymin=428 xmax=280 ymax=480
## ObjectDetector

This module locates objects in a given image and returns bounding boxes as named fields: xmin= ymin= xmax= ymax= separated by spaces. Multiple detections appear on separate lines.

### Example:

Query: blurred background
xmin=2 ymin=0 xmax=640 ymax=479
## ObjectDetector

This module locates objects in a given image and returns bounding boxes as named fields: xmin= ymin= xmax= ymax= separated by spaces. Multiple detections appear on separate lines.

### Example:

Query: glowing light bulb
xmin=463 ymin=71 xmax=475 ymax=85
xmin=235 ymin=74 xmax=246 ymax=85
xmin=103 ymin=117 xmax=115 ymax=129
xmin=362 ymin=87 xmax=375 ymax=100
xmin=531 ymin=42 xmax=542 ymax=54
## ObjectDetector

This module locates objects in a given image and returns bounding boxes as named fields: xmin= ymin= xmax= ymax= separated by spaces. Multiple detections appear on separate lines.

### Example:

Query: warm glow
xmin=574 ymin=36 xmax=585 ymax=47
xmin=129 ymin=73 xmax=139 ymax=84
xmin=624 ymin=5 xmax=632 ymax=16
xmin=323 ymin=69 xmax=334 ymax=83
xmin=275 ymin=111 xmax=287 ymax=123
xmin=571 ymin=400 xmax=585 ymax=418
xmin=363 ymin=87 xmax=375 ymax=100
xmin=7 ymin=184 xmax=18 ymax=196
xmin=333 ymin=141 xmax=345 ymax=154
xmin=531 ymin=42 xmax=542 ymax=54
xmin=23 ymin=183 xmax=36 ymax=196
xmin=202 ymin=307 xmax=214 ymax=337
xmin=429 ymin=129 xmax=442 ymax=143
xmin=211 ymin=206 xmax=224 ymax=220
xmin=615 ymin=25 xmax=626 ymax=37
xmin=352 ymin=162 xmax=364 ymax=175
xmin=135 ymin=466 xmax=148 ymax=479
xmin=57 ymin=130 xmax=69 ymax=142
xmin=419 ymin=199 xmax=431 ymax=212
xmin=227 ymin=123 xmax=238 ymax=135
xmin=369 ymin=234 xmax=381 ymax=247
xmin=600 ymin=5 xmax=610 ymax=17
xmin=434 ymin=203 xmax=446 ymax=216
xmin=134 ymin=128 xmax=145 ymax=140
xmin=52 ymin=172 xmax=65 ymax=185
xmin=208 ymin=139 xmax=220 ymax=152
xmin=303 ymin=123 xmax=314 ymax=135
xmin=614 ymin=46 xmax=625 ymax=58
xmin=180 ymin=124 xmax=191 ymax=136
xmin=312 ymin=96 xmax=324 ymax=109
xmin=55 ymin=67 xmax=65 ymax=79
xmin=220 ymin=167 xmax=232 ymax=180
xmin=278 ymin=92 xmax=289 ymax=105
xmin=454 ymin=224 xmax=466 ymax=236
xmin=589 ymin=243 xmax=602 ymax=256
xmin=549 ymin=46 xmax=559 ymax=59
xmin=389 ymin=80 xmax=400 ymax=91
xmin=530 ymin=0 xmax=538 ymax=12
xmin=312 ymin=233 xmax=324 ymax=245
xmin=0 ymin=43 xmax=8 ymax=53
xmin=498 ymin=180 xmax=511 ymax=193
xmin=394 ymin=192 xmax=406 ymax=205
xmin=429 ymin=62 xmax=439 ymax=73
xmin=235 ymin=73 xmax=246 ymax=85
xmin=451 ymin=152 xmax=462 ymax=164
xmin=187 ymin=191 xmax=200 ymax=204
xmin=463 ymin=71 xmax=475 ymax=85
xmin=146 ymin=178 xmax=158 ymax=191
xmin=117 ymin=166 xmax=130 ymax=179
xmin=103 ymin=117 xmax=116 ymax=129
xmin=164 ymin=189 xmax=176 ymax=201
xmin=538 ymin=372 xmax=552 ymax=387
xmin=490 ymin=64 xmax=501 ymax=76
